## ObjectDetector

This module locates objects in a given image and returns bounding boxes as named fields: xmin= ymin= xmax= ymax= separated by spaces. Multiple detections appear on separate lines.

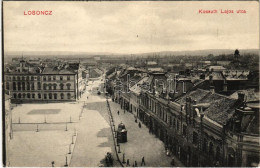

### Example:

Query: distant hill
xmin=133 ymin=49 xmax=259 ymax=57
xmin=4 ymin=49 xmax=259 ymax=59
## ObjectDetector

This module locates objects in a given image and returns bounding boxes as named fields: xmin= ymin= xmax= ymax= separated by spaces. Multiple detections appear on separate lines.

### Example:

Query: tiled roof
xmin=42 ymin=67 xmax=75 ymax=74
xmin=130 ymin=76 xmax=149 ymax=95
xmin=176 ymin=89 xmax=210 ymax=104
xmin=175 ymin=88 xmax=238 ymax=125
xmin=201 ymin=94 xmax=237 ymax=125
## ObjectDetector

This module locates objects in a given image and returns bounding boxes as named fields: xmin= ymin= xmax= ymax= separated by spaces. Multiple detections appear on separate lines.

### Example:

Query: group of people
xmin=125 ymin=157 xmax=145 ymax=167
xmin=105 ymin=152 xmax=113 ymax=167
xmin=117 ymin=111 xmax=142 ymax=128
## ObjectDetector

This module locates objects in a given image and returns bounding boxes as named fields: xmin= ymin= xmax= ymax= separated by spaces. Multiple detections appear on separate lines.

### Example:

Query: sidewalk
xmin=86 ymin=98 xmax=184 ymax=167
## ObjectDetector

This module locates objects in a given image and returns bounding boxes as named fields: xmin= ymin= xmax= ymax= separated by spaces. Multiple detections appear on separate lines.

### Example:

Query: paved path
xmin=86 ymin=95 xmax=184 ymax=167
xmin=69 ymin=109 xmax=111 ymax=167
xmin=69 ymin=80 xmax=121 ymax=167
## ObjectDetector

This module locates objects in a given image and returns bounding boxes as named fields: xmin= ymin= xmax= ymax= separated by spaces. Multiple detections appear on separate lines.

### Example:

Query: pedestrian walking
xmin=117 ymin=111 xmax=120 ymax=115
xmin=87 ymin=96 xmax=88 ymax=99
xmin=127 ymin=159 xmax=130 ymax=166
xmin=171 ymin=157 xmax=175 ymax=166
xmin=134 ymin=161 xmax=137 ymax=167
xmin=138 ymin=122 xmax=142 ymax=128
xmin=51 ymin=161 xmax=55 ymax=167
xmin=141 ymin=157 xmax=145 ymax=166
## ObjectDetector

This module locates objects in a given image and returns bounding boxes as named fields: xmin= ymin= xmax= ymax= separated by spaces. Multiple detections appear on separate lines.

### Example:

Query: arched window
xmin=6 ymin=82 xmax=9 ymax=90
xmin=17 ymin=76 xmax=20 ymax=80
xmin=61 ymin=93 xmax=64 ymax=99
xmin=54 ymin=93 xmax=57 ymax=99
xmin=13 ymin=82 xmax=16 ymax=90
xmin=43 ymin=76 xmax=46 ymax=81
xmin=53 ymin=84 xmax=57 ymax=90
xmin=22 ymin=93 xmax=26 ymax=98
xmin=13 ymin=76 xmax=16 ymax=80
xmin=44 ymin=94 xmax=47 ymax=99
xmin=18 ymin=93 xmax=21 ymax=98
xmin=193 ymin=132 xmax=198 ymax=144
xmin=66 ymin=83 xmax=71 ymax=90
xmin=37 ymin=82 xmax=41 ymax=90
xmin=18 ymin=82 xmax=21 ymax=91
xmin=48 ymin=84 xmax=52 ymax=90
xmin=22 ymin=82 xmax=25 ymax=90
xmin=43 ymin=83 xmax=47 ymax=90
xmin=31 ymin=83 xmax=35 ymax=90
xmin=67 ymin=93 xmax=71 ymax=99
xmin=49 ymin=93 xmax=52 ymax=99
xmin=26 ymin=76 xmax=29 ymax=80
xmin=13 ymin=93 xmax=17 ymax=99
xmin=31 ymin=76 xmax=34 ymax=81
xmin=216 ymin=146 xmax=220 ymax=161
xmin=209 ymin=142 xmax=214 ymax=154
xmin=27 ymin=93 xmax=31 ymax=98
xmin=203 ymin=138 xmax=208 ymax=152
xmin=48 ymin=76 xmax=51 ymax=81
xmin=60 ymin=76 xmax=63 ymax=80
xmin=38 ymin=93 xmax=41 ymax=99
xmin=60 ymin=83 xmax=64 ymax=90
xmin=27 ymin=82 xmax=30 ymax=90
xmin=22 ymin=76 xmax=25 ymax=80
xmin=32 ymin=93 xmax=35 ymax=99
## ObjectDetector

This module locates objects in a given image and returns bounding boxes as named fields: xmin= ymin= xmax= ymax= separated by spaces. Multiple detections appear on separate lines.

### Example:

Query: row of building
xmin=106 ymin=66 xmax=259 ymax=167
xmin=4 ymin=58 xmax=103 ymax=103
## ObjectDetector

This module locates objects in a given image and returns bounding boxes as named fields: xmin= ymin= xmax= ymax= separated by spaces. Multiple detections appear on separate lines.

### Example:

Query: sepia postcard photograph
xmin=2 ymin=1 xmax=260 ymax=167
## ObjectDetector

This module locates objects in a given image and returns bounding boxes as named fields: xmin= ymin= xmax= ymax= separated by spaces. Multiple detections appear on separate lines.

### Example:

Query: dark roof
xmin=176 ymin=88 xmax=238 ymax=125
xmin=42 ymin=67 xmax=75 ymax=74
xmin=176 ymin=89 xmax=210 ymax=104
xmin=201 ymin=94 xmax=237 ymax=125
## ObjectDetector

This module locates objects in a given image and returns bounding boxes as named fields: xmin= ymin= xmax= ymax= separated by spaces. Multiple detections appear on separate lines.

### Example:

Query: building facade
xmin=106 ymin=66 xmax=260 ymax=167
xmin=4 ymin=60 xmax=85 ymax=103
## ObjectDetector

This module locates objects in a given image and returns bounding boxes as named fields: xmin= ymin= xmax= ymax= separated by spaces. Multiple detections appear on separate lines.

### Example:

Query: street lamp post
xmin=74 ymin=128 xmax=76 ymax=136
xmin=118 ymin=144 xmax=121 ymax=153
xmin=36 ymin=124 xmax=39 ymax=132
xmin=68 ymin=144 xmax=71 ymax=154
xmin=65 ymin=123 xmax=68 ymax=131
xmin=122 ymin=153 xmax=126 ymax=164
xmin=64 ymin=155 xmax=68 ymax=167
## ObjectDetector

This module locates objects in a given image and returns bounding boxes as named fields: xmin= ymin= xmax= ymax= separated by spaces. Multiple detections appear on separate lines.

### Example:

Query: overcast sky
xmin=3 ymin=1 xmax=259 ymax=54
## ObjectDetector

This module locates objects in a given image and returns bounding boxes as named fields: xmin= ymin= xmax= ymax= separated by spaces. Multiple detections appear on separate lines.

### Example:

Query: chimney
xmin=193 ymin=100 xmax=197 ymax=105
xmin=210 ymin=85 xmax=215 ymax=94
xmin=199 ymin=74 xmax=204 ymax=80
xmin=223 ymin=79 xmax=228 ymax=92
xmin=209 ymin=75 xmax=213 ymax=84
xmin=237 ymin=92 xmax=245 ymax=103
